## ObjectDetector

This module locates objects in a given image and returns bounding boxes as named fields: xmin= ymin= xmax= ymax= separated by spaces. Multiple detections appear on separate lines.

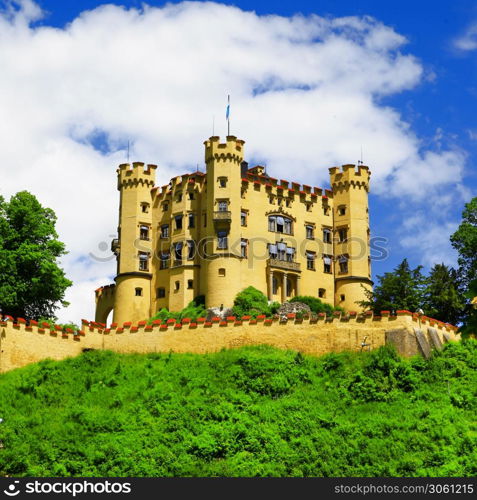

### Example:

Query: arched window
xmin=268 ymin=215 xmax=292 ymax=234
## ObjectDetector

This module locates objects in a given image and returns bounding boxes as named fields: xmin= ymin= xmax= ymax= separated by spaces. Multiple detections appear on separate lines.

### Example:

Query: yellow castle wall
xmin=0 ymin=313 xmax=459 ymax=373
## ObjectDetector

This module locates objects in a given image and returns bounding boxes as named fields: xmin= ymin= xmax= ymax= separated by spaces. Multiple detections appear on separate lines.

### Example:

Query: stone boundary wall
xmin=0 ymin=311 xmax=459 ymax=373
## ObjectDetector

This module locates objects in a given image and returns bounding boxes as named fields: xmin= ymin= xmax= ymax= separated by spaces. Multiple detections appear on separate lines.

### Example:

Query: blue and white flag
xmin=226 ymin=95 xmax=230 ymax=120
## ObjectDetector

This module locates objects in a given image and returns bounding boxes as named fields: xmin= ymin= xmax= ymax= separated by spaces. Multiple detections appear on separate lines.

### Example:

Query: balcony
xmin=268 ymin=258 xmax=301 ymax=272
xmin=213 ymin=211 xmax=232 ymax=222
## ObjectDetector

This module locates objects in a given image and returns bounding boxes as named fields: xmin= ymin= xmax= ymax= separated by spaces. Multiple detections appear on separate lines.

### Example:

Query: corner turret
xmin=330 ymin=164 xmax=372 ymax=312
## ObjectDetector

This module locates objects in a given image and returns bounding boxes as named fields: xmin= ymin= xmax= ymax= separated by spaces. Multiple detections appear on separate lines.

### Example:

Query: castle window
xmin=138 ymin=252 xmax=149 ymax=271
xmin=162 ymin=203 xmax=169 ymax=212
xmin=323 ymin=255 xmax=332 ymax=274
xmin=218 ymin=200 xmax=228 ymax=212
xmin=338 ymin=228 xmax=348 ymax=242
xmin=268 ymin=243 xmax=278 ymax=259
xmin=323 ymin=205 xmax=330 ymax=216
xmin=160 ymin=251 xmax=170 ymax=269
xmin=188 ymin=191 xmax=194 ymax=200
xmin=173 ymin=241 xmax=183 ymax=264
xmin=306 ymin=251 xmax=316 ymax=270
xmin=188 ymin=213 xmax=195 ymax=228
xmin=277 ymin=242 xmax=287 ymax=260
xmin=318 ymin=288 xmax=326 ymax=298
xmin=176 ymin=193 xmax=183 ymax=203
xmin=203 ymin=213 xmax=207 ymax=227
xmin=338 ymin=205 xmax=346 ymax=216
xmin=187 ymin=240 xmax=195 ymax=260
xmin=157 ymin=287 xmax=166 ymax=298
xmin=306 ymin=203 xmax=312 ymax=212
xmin=139 ymin=225 xmax=149 ymax=241
xmin=218 ymin=268 xmax=226 ymax=277
xmin=218 ymin=177 xmax=228 ymax=188
xmin=135 ymin=287 xmax=143 ymax=296
xmin=269 ymin=195 xmax=275 ymax=204
xmin=306 ymin=225 xmax=314 ymax=239
xmin=241 ymin=239 xmax=248 ymax=258
xmin=277 ymin=197 xmax=283 ymax=206
xmin=175 ymin=214 xmax=183 ymax=230
xmin=187 ymin=279 xmax=194 ymax=289
xmin=286 ymin=199 xmax=291 ymax=208
xmin=217 ymin=230 xmax=228 ymax=249
xmin=141 ymin=203 xmax=149 ymax=213
xmin=175 ymin=281 xmax=180 ymax=291
xmin=339 ymin=255 xmax=349 ymax=273
xmin=272 ymin=276 xmax=278 ymax=295
xmin=268 ymin=215 xmax=292 ymax=235
xmin=241 ymin=210 xmax=247 ymax=226
xmin=340 ymin=294 xmax=346 ymax=302
xmin=161 ymin=224 xmax=169 ymax=238
xmin=286 ymin=247 xmax=295 ymax=262
xmin=323 ymin=228 xmax=332 ymax=244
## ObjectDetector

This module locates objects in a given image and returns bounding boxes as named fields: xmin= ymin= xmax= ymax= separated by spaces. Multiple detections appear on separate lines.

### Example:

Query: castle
xmin=95 ymin=135 xmax=372 ymax=325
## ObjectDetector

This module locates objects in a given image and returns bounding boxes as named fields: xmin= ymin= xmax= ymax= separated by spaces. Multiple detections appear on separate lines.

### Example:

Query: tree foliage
xmin=451 ymin=198 xmax=477 ymax=287
xmin=422 ymin=264 xmax=465 ymax=324
xmin=0 ymin=191 xmax=72 ymax=320
xmin=0 ymin=342 xmax=475 ymax=477
xmin=358 ymin=259 xmax=425 ymax=314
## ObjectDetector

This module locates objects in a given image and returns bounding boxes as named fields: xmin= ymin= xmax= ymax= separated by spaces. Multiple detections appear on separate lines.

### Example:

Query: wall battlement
xmin=117 ymin=162 xmax=157 ymax=189
xmin=0 ymin=312 xmax=459 ymax=373
xmin=329 ymin=164 xmax=370 ymax=189
xmin=204 ymin=136 xmax=245 ymax=165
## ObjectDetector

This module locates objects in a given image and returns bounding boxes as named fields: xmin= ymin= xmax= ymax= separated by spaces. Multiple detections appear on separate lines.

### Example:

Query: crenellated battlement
xmin=117 ymin=162 xmax=157 ymax=189
xmin=329 ymin=164 xmax=370 ymax=190
xmin=0 ymin=311 xmax=459 ymax=373
xmin=204 ymin=135 xmax=245 ymax=165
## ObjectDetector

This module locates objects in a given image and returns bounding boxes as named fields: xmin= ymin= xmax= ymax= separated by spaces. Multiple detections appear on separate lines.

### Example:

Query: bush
xmin=38 ymin=318 xmax=80 ymax=333
xmin=148 ymin=295 xmax=206 ymax=324
xmin=231 ymin=287 xmax=274 ymax=319
xmin=289 ymin=296 xmax=343 ymax=315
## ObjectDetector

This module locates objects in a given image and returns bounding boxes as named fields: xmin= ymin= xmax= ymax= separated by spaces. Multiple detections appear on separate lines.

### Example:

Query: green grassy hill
xmin=0 ymin=341 xmax=476 ymax=477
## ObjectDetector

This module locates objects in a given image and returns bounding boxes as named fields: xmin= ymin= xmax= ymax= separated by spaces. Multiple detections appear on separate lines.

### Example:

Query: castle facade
xmin=95 ymin=136 xmax=372 ymax=325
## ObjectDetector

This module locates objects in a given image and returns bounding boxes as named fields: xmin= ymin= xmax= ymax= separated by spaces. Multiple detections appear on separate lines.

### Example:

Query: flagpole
xmin=227 ymin=95 xmax=230 ymax=136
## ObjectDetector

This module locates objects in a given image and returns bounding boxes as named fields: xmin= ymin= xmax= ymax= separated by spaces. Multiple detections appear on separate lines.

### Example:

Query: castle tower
xmin=113 ymin=162 xmax=157 ymax=324
xmin=329 ymin=164 xmax=372 ymax=311
xmin=204 ymin=136 xmax=245 ymax=309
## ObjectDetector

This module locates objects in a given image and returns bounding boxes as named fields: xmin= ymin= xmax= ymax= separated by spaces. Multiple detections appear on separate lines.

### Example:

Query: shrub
xmin=289 ymin=296 xmax=343 ymax=315
xmin=231 ymin=287 xmax=273 ymax=319
xmin=148 ymin=295 xmax=207 ymax=324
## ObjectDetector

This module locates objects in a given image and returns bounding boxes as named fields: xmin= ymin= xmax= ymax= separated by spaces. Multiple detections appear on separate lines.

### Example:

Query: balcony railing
xmin=268 ymin=258 xmax=301 ymax=272
xmin=213 ymin=211 xmax=232 ymax=222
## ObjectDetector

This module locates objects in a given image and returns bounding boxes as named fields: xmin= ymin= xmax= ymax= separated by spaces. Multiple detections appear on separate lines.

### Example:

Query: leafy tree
xmin=450 ymin=198 xmax=477 ymax=287
xmin=358 ymin=259 xmax=425 ymax=313
xmin=422 ymin=264 xmax=465 ymax=324
xmin=459 ymin=279 xmax=477 ymax=339
xmin=0 ymin=191 xmax=72 ymax=320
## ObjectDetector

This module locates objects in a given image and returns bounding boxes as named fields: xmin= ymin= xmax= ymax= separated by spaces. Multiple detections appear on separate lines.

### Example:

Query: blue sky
xmin=1 ymin=0 xmax=476 ymax=321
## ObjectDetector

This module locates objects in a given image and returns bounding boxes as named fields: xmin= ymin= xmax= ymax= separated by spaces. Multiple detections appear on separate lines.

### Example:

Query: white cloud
xmin=453 ymin=22 xmax=477 ymax=51
xmin=0 ymin=1 xmax=468 ymax=322
xmin=400 ymin=215 xmax=459 ymax=268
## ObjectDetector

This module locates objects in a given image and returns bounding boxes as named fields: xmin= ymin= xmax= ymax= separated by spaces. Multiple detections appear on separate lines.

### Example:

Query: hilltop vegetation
xmin=0 ymin=341 xmax=476 ymax=477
